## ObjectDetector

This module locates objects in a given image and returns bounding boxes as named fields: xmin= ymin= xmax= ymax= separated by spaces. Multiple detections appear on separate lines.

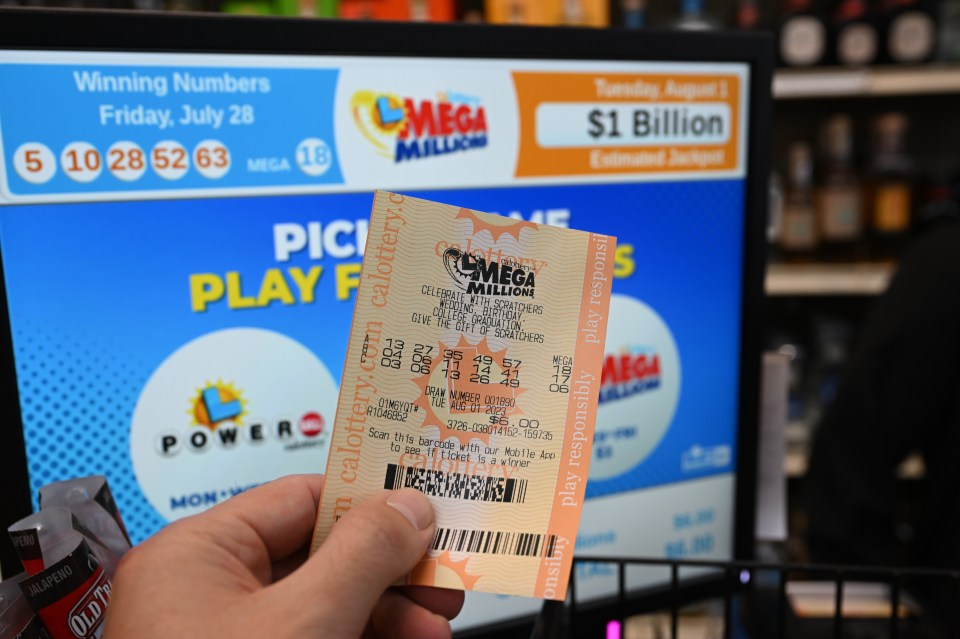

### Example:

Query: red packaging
xmin=0 ymin=575 xmax=50 ymax=639
xmin=18 ymin=534 xmax=111 ymax=639
xmin=8 ymin=509 xmax=119 ymax=579
xmin=339 ymin=0 xmax=454 ymax=21
xmin=6 ymin=527 xmax=43 ymax=578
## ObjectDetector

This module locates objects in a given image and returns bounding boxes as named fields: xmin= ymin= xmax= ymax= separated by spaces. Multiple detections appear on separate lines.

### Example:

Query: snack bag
xmin=39 ymin=476 xmax=131 ymax=553
xmin=8 ymin=509 xmax=119 ymax=579
xmin=18 ymin=533 xmax=111 ymax=639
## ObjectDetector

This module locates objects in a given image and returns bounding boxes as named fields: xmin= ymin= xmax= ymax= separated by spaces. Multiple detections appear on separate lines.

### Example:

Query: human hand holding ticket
xmin=103 ymin=475 xmax=463 ymax=639
xmin=312 ymin=191 xmax=615 ymax=599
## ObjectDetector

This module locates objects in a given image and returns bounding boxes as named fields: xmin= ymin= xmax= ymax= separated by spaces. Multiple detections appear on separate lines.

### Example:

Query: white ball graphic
xmin=130 ymin=328 xmax=337 ymax=522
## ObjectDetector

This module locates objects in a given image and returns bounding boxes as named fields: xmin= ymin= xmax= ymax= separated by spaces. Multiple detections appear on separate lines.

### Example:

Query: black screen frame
xmin=0 ymin=8 xmax=770 ymax=632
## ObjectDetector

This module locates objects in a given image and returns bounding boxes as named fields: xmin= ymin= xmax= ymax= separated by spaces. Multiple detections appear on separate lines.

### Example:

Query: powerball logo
xmin=130 ymin=327 xmax=339 ymax=522
xmin=598 ymin=348 xmax=662 ymax=404
xmin=350 ymin=89 xmax=488 ymax=163
xmin=154 ymin=380 xmax=327 ymax=456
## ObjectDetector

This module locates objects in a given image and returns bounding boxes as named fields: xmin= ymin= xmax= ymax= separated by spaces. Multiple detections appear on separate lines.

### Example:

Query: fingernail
xmin=387 ymin=489 xmax=433 ymax=531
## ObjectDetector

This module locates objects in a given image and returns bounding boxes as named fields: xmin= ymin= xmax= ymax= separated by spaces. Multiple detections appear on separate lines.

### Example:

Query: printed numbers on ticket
xmin=311 ymin=191 xmax=615 ymax=600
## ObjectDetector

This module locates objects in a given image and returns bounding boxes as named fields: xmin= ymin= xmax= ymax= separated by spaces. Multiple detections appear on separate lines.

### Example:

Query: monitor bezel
xmin=0 ymin=8 xmax=770 ymax=631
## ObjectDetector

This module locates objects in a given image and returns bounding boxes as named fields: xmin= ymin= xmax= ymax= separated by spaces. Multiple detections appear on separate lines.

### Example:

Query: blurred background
xmin=4 ymin=0 xmax=957 ymax=620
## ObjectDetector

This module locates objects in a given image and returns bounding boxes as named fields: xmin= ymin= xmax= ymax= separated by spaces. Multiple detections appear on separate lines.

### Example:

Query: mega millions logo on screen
xmin=590 ymin=295 xmax=681 ymax=483
xmin=599 ymin=347 xmax=662 ymax=404
xmin=350 ymin=90 xmax=488 ymax=163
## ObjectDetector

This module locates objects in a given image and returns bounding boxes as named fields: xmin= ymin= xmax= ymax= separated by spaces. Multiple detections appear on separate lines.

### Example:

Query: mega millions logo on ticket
xmin=311 ymin=191 xmax=615 ymax=599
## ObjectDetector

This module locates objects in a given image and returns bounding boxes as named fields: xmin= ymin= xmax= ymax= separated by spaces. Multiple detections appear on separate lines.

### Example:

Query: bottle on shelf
xmin=456 ymin=0 xmax=485 ymax=21
xmin=620 ymin=0 xmax=647 ymax=28
xmin=315 ymin=0 xmax=338 ymax=17
xmin=915 ymin=173 xmax=960 ymax=229
xmin=410 ymin=0 xmax=430 ymax=20
xmin=879 ymin=0 xmax=937 ymax=63
xmin=766 ymin=331 xmax=809 ymax=430
xmin=671 ymin=0 xmax=720 ymax=30
xmin=939 ymin=0 xmax=960 ymax=60
xmin=829 ymin=0 xmax=879 ymax=66
xmin=733 ymin=0 xmax=762 ymax=30
xmin=341 ymin=0 xmax=374 ymax=17
xmin=806 ymin=314 xmax=853 ymax=427
xmin=485 ymin=0 xmax=538 ymax=24
xmin=778 ymin=0 xmax=829 ymax=66
xmin=506 ymin=0 xmax=525 ymax=23
xmin=868 ymin=112 xmax=914 ymax=260
xmin=769 ymin=170 xmax=785 ymax=249
xmin=817 ymin=114 xmax=865 ymax=261
xmin=558 ymin=0 xmax=609 ymax=26
xmin=779 ymin=141 xmax=820 ymax=260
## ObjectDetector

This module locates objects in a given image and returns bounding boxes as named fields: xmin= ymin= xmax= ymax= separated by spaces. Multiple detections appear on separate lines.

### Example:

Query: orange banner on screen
xmin=512 ymin=72 xmax=741 ymax=178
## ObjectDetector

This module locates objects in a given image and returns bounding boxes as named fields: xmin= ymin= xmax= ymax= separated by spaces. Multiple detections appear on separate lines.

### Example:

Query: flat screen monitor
xmin=0 ymin=9 xmax=770 ymax=635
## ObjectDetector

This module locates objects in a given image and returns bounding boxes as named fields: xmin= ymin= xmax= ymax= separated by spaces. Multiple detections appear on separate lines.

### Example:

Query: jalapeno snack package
xmin=8 ymin=509 xmax=119 ymax=579
xmin=18 ymin=533 xmax=111 ymax=639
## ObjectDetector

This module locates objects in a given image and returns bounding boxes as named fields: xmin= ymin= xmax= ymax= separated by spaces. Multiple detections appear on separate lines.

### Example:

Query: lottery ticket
xmin=311 ymin=191 xmax=614 ymax=600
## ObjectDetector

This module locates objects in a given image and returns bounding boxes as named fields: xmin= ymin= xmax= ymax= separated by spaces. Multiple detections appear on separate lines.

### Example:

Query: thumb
xmin=274 ymin=488 xmax=435 ymax=637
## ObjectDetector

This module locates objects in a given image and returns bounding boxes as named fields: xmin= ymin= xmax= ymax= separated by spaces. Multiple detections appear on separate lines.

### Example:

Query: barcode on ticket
xmin=384 ymin=463 xmax=528 ymax=504
xmin=430 ymin=527 xmax=560 ymax=558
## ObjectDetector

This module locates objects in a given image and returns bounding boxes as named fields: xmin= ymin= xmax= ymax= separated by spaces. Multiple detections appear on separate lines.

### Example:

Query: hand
xmin=102 ymin=475 xmax=463 ymax=639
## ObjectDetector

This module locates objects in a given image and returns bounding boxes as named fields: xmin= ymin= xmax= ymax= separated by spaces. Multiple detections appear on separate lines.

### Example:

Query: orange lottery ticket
xmin=311 ymin=191 xmax=615 ymax=600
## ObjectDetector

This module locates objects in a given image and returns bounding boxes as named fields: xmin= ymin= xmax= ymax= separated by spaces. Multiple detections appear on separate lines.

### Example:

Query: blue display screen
xmin=0 ymin=49 xmax=753 ymax=626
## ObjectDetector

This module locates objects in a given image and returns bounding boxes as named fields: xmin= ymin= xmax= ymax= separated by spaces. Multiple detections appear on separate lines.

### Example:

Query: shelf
xmin=774 ymin=65 xmax=960 ymax=99
xmin=766 ymin=262 xmax=896 ymax=296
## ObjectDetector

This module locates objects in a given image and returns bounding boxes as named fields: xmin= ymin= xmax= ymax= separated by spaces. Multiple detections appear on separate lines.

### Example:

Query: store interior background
xmin=4 ymin=0 xmax=955 ymax=624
